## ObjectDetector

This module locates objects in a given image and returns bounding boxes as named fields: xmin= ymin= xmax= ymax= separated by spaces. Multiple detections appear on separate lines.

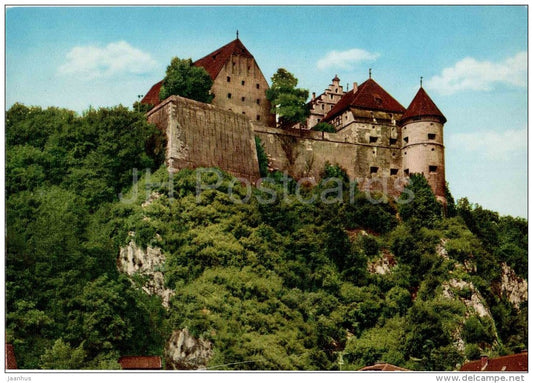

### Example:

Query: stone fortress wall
xmin=148 ymin=95 xmax=409 ymax=198
xmin=147 ymin=95 xmax=261 ymax=182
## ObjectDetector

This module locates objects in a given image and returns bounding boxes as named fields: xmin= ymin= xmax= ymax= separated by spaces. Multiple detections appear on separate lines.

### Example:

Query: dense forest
xmin=5 ymin=103 xmax=527 ymax=370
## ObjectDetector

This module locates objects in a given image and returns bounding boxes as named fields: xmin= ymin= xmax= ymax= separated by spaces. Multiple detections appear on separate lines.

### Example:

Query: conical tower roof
xmin=325 ymin=78 xmax=405 ymax=121
xmin=402 ymin=87 xmax=446 ymax=124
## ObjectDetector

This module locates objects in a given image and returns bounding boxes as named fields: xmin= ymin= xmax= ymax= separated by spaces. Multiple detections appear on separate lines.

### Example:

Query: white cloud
xmin=426 ymin=51 xmax=526 ymax=95
xmin=449 ymin=128 xmax=526 ymax=160
xmin=58 ymin=41 xmax=158 ymax=79
xmin=316 ymin=48 xmax=379 ymax=70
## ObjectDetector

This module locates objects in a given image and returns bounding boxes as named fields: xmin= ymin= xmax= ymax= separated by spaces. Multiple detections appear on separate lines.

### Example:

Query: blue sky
xmin=5 ymin=6 xmax=528 ymax=218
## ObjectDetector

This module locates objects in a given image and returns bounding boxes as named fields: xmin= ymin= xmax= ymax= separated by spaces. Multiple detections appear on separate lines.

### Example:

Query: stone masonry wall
xmin=147 ymin=95 xmax=261 ymax=182
xmin=254 ymin=124 xmax=407 ymax=198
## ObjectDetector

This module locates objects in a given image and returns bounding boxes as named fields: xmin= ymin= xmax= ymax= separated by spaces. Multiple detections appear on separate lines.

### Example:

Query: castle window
xmin=256 ymin=99 xmax=260 ymax=105
xmin=317 ymin=118 xmax=321 ymax=122
xmin=256 ymin=84 xmax=260 ymax=89
xmin=389 ymin=138 xmax=397 ymax=145
xmin=321 ymin=105 xmax=324 ymax=110
xmin=369 ymin=136 xmax=378 ymax=143
xmin=227 ymin=76 xmax=231 ymax=82
xmin=431 ymin=148 xmax=435 ymax=151
xmin=429 ymin=165 xmax=437 ymax=173
xmin=241 ymin=80 xmax=245 ymax=86
xmin=227 ymin=93 xmax=232 ymax=99
xmin=256 ymin=115 xmax=260 ymax=121
xmin=242 ymin=111 xmax=246 ymax=115
xmin=335 ymin=88 xmax=338 ymax=92
xmin=428 ymin=133 xmax=436 ymax=140
xmin=330 ymin=94 xmax=333 ymax=99
xmin=404 ymin=151 xmax=407 ymax=155
xmin=403 ymin=137 xmax=409 ymax=144
xmin=404 ymin=169 xmax=409 ymax=176
xmin=390 ymin=168 xmax=399 ymax=175
xmin=370 ymin=166 xmax=379 ymax=174
xmin=241 ymin=96 xmax=245 ymax=102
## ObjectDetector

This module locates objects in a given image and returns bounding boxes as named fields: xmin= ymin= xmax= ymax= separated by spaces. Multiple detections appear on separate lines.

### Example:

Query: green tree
xmin=159 ymin=57 xmax=214 ymax=103
xmin=40 ymin=339 xmax=86 ymax=369
xmin=255 ymin=136 xmax=269 ymax=177
xmin=266 ymin=68 xmax=309 ymax=126
xmin=312 ymin=122 xmax=336 ymax=133
xmin=399 ymin=173 xmax=442 ymax=229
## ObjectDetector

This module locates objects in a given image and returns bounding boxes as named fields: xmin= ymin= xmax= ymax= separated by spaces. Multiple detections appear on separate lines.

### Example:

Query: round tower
xmin=400 ymin=85 xmax=447 ymax=204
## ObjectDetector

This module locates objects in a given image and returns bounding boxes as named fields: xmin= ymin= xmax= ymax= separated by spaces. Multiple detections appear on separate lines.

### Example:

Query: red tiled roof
xmin=194 ymin=38 xmax=253 ymax=80
xmin=6 ymin=344 xmax=17 ymax=369
xmin=359 ymin=363 xmax=409 ymax=371
xmin=140 ymin=80 xmax=163 ymax=106
xmin=460 ymin=353 xmax=528 ymax=372
xmin=324 ymin=78 xmax=405 ymax=121
xmin=401 ymin=87 xmax=446 ymax=124
xmin=118 ymin=356 xmax=162 ymax=370
xmin=141 ymin=38 xmax=255 ymax=106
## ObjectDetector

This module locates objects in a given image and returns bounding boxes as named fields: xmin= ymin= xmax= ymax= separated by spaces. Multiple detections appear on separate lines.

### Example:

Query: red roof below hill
xmin=359 ymin=363 xmax=410 ymax=371
xmin=5 ymin=344 xmax=17 ymax=369
xmin=460 ymin=352 xmax=528 ymax=372
xmin=401 ymin=87 xmax=446 ymax=123
xmin=118 ymin=356 xmax=162 ymax=370
xmin=324 ymin=78 xmax=405 ymax=121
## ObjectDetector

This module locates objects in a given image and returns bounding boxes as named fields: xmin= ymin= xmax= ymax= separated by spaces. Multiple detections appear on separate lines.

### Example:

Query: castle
xmin=141 ymin=37 xmax=447 ymax=203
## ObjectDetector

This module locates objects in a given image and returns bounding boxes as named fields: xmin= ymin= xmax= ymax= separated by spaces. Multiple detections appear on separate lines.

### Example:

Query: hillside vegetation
xmin=5 ymin=104 xmax=527 ymax=370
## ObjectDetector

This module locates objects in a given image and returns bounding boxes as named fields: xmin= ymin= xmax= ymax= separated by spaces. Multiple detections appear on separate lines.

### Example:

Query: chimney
xmin=353 ymin=82 xmax=358 ymax=94
xmin=480 ymin=355 xmax=489 ymax=370
xmin=312 ymin=92 xmax=316 ymax=100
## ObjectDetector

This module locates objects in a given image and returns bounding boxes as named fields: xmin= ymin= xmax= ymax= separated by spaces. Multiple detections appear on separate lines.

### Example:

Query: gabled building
xmin=141 ymin=37 xmax=274 ymax=126
xmin=322 ymin=77 xmax=406 ymax=130
xmin=118 ymin=356 xmax=162 ymax=370
xmin=305 ymin=74 xmax=346 ymax=129
xmin=460 ymin=352 xmax=528 ymax=372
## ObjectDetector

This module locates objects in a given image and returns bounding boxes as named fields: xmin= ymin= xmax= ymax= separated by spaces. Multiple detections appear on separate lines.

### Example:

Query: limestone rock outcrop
xmin=164 ymin=329 xmax=213 ymax=370
xmin=117 ymin=240 xmax=174 ymax=308
xmin=500 ymin=262 xmax=528 ymax=309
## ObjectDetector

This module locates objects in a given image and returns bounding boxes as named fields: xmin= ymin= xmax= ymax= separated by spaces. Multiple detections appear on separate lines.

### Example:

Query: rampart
xmin=253 ymin=125 xmax=407 ymax=197
xmin=147 ymin=96 xmax=408 ymax=198
xmin=147 ymin=95 xmax=261 ymax=182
